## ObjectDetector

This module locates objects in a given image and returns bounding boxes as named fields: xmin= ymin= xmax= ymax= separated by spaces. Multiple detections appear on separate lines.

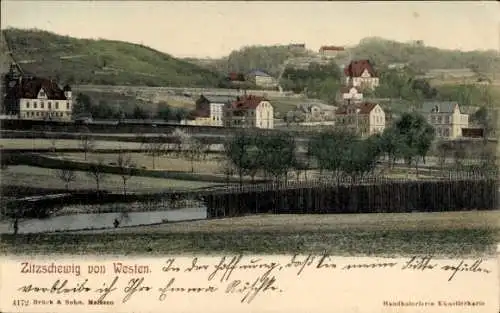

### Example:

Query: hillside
xmin=186 ymin=37 xmax=500 ymax=78
xmin=349 ymin=37 xmax=500 ymax=74
xmin=1 ymin=28 xmax=224 ymax=87
xmin=194 ymin=45 xmax=317 ymax=77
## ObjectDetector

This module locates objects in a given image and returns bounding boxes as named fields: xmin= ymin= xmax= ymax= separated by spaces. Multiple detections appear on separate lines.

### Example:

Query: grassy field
xmin=1 ymin=211 xmax=498 ymax=257
xmin=58 ymin=152 xmax=224 ymax=173
xmin=0 ymin=139 xmax=143 ymax=150
xmin=1 ymin=165 xmax=220 ymax=193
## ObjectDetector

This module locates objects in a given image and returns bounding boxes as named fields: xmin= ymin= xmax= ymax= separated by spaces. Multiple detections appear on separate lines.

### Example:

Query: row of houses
xmin=188 ymin=94 xmax=275 ymax=129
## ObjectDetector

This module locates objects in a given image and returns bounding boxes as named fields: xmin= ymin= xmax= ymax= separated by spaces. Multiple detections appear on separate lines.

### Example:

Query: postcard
xmin=0 ymin=1 xmax=499 ymax=312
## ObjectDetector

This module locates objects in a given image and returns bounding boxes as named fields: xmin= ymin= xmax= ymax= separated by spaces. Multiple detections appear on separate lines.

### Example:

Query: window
xmin=40 ymin=102 xmax=44 ymax=109
xmin=36 ymin=112 xmax=39 ymax=116
xmin=33 ymin=102 xmax=37 ymax=108
xmin=48 ymin=102 xmax=52 ymax=109
xmin=443 ymin=128 xmax=450 ymax=137
xmin=26 ymin=102 xmax=30 ymax=108
xmin=39 ymin=91 xmax=45 ymax=98
xmin=55 ymin=102 xmax=59 ymax=109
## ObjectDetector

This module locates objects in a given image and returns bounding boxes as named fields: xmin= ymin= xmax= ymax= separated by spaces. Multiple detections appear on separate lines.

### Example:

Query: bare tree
xmin=86 ymin=158 xmax=108 ymax=192
xmin=183 ymin=138 xmax=204 ymax=173
xmin=116 ymin=149 xmax=137 ymax=195
xmin=56 ymin=168 xmax=77 ymax=191
xmin=79 ymin=134 xmax=96 ymax=161
xmin=140 ymin=134 xmax=167 ymax=170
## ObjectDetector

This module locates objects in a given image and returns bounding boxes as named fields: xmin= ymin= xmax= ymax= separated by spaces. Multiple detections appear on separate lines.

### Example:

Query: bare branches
xmin=116 ymin=149 xmax=137 ymax=195
xmin=86 ymin=158 xmax=108 ymax=192
xmin=56 ymin=168 xmax=77 ymax=191
xmin=79 ymin=133 xmax=96 ymax=160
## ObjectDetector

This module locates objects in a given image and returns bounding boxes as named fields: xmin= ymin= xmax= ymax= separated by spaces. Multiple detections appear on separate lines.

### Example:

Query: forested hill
xmin=349 ymin=37 xmax=500 ymax=74
xmin=186 ymin=37 xmax=500 ymax=76
xmin=2 ymin=28 xmax=224 ymax=87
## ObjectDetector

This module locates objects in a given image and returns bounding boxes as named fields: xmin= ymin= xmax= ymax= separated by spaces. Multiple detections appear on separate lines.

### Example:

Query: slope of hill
xmin=196 ymin=45 xmax=318 ymax=77
xmin=348 ymin=37 xmax=500 ymax=74
xmin=186 ymin=37 xmax=500 ymax=78
xmin=2 ymin=28 xmax=224 ymax=87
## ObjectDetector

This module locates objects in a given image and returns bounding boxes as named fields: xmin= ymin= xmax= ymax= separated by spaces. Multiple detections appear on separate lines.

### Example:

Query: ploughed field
xmin=2 ymin=211 xmax=498 ymax=257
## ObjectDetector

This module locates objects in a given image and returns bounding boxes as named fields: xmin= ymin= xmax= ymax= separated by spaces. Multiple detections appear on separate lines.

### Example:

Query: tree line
xmin=74 ymin=93 xmax=190 ymax=121
xmin=224 ymin=112 xmax=441 ymax=186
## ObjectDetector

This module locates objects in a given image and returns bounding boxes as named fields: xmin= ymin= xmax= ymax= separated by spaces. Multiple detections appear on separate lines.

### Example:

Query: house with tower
xmin=2 ymin=64 xmax=73 ymax=121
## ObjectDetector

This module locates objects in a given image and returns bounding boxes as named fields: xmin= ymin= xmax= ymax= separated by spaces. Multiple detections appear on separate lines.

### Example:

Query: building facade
xmin=344 ymin=60 xmax=380 ymax=90
xmin=192 ymin=95 xmax=235 ymax=127
xmin=339 ymin=86 xmax=363 ymax=103
xmin=318 ymin=46 xmax=345 ymax=58
xmin=335 ymin=102 xmax=385 ymax=137
xmin=246 ymin=70 xmax=277 ymax=89
xmin=4 ymin=76 xmax=73 ymax=120
xmin=420 ymin=101 xmax=469 ymax=139
xmin=224 ymin=95 xmax=274 ymax=129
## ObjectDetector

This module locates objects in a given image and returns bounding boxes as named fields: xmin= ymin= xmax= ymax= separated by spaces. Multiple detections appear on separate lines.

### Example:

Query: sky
xmin=2 ymin=1 xmax=500 ymax=58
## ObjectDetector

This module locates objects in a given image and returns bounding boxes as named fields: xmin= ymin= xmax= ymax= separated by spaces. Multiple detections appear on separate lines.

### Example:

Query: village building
xmin=335 ymin=102 xmax=386 ymax=137
xmin=318 ymin=46 xmax=345 ymax=58
xmin=246 ymin=70 xmax=278 ymax=89
xmin=188 ymin=94 xmax=236 ymax=127
xmin=224 ymin=95 xmax=274 ymax=129
xmin=292 ymin=102 xmax=336 ymax=122
xmin=419 ymin=101 xmax=469 ymax=139
xmin=339 ymin=85 xmax=363 ymax=104
xmin=344 ymin=60 xmax=380 ymax=90
xmin=4 ymin=75 xmax=73 ymax=121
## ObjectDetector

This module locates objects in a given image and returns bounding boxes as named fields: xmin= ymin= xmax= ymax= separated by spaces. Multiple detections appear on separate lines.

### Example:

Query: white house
xmin=344 ymin=60 xmax=380 ymax=90
xmin=339 ymin=86 xmax=363 ymax=103
xmin=335 ymin=102 xmax=386 ymax=137
xmin=6 ymin=76 xmax=73 ymax=120
xmin=419 ymin=101 xmax=469 ymax=139
xmin=246 ymin=70 xmax=278 ymax=89
xmin=224 ymin=95 xmax=274 ymax=129
xmin=193 ymin=95 xmax=235 ymax=126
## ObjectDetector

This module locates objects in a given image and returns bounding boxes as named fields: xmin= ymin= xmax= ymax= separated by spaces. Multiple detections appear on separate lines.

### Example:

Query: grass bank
xmin=2 ymin=211 xmax=498 ymax=257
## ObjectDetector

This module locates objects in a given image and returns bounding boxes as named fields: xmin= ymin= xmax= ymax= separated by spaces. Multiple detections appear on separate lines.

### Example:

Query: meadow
xmin=1 ymin=211 xmax=498 ymax=257
xmin=0 ymin=138 xmax=143 ymax=150
xmin=1 ymin=165 xmax=221 ymax=193
xmin=59 ymin=152 xmax=224 ymax=173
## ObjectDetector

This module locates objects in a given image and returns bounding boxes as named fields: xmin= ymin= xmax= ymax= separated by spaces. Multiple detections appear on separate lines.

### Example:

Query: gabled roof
xmin=229 ymin=95 xmax=269 ymax=110
xmin=319 ymin=46 xmax=344 ymax=51
xmin=199 ymin=95 xmax=236 ymax=104
xmin=340 ymin=86 xmax=361 ymax=94
xmin=420 ymin=101 xmax=459 ymax=114
xmin=7 ymin=76 xmax=68 ymax=100
xmin=247 ymin=70 xmax=271 ymax=77
xmin=344 ymin=60 xmax=377 ymax=78
xmin=336 ymin=102 xmax=378 ymax=115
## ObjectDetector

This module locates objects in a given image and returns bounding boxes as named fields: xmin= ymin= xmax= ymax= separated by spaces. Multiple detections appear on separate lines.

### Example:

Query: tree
xmin=116 ymin=149 xmax=137 ymax=195
xmin=223 ymin=131 xmax=255 ymax=187
xmin=139 ymin=134 xmax=168 ymax=169
xmin=157 ymin=101 xmax=172 ymax=121
xmin=79 ymin=133 xmax=96 ymax=161
xmin=341 ymin=136 xmax=382 ymax=182
xmin=392 ymin=112 xmax=435 ymax=175
xmin=309 ymin=129 xmax=356 ymax=182
xmin=183 ymin=137 xmax=204 ymax=173
xmin=379 ymin=127 xmax=405 ymax=168
xmin=56 ymin=168 xmax=77 ymax=191
xmin=257 ymin=132 xmax=296 ymax=184
xmin=86 ymin=159 xmax=108 ymax=192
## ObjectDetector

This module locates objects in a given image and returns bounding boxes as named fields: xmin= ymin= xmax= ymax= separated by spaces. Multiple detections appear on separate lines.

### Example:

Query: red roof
xmin=229 ymin=95 xmax=268 ymax=110
xmin=7 ymin=77 xmax=68 ymax=100
xmin=336 ymin=102 xmax=378 ymax=115
xmin=344 ymin=60 xmax=377 ymax=78
xmin=319 ymin=46 xmax=344 ymax=51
